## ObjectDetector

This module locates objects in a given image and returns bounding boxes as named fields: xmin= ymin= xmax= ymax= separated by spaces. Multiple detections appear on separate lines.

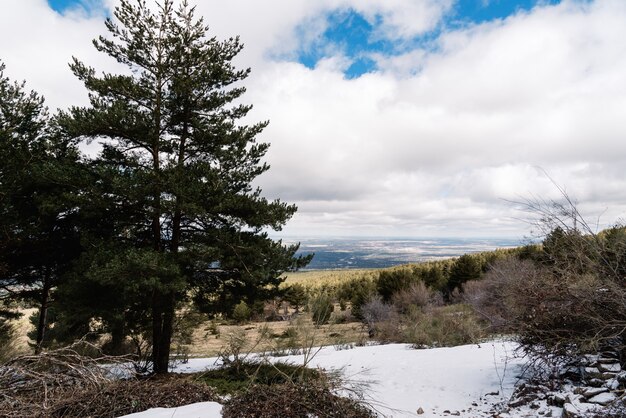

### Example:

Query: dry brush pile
xmin=0 ymin=345 xmax=218 ymax=417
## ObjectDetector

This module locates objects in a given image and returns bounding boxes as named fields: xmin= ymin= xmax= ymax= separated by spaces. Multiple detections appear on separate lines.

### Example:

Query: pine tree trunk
xmin=151 ymin=290 xmax=175 ymax=374
xmin=35 ymin=273 xmax=52 ymax=354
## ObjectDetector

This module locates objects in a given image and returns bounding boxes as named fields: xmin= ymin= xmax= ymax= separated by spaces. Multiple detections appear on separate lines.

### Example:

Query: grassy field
xmin=282 ymin=268 xmax=377 ymax=289
xmin=184 ymin=313 xmax=367 ymax=357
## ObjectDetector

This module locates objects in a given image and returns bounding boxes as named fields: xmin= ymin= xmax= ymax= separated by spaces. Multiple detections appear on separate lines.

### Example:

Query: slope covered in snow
xmin=122 ymin=341 xmax=524 ymax=418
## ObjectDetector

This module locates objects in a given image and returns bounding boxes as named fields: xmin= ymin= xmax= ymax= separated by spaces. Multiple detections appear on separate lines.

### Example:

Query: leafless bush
xmin=0 ymin=342 xmax=129 ymax=417
xmin=360 ymin=296 xmax=399 ymax=341
xmin=0 ymin=341 xmax=219 ymax=417
xmin=392 ymin=281 xmax=443 ymax=314
xmin=50 ymin=377 xmax=218 ymax=417
xmin=464 ymin=257 xmax=542 ymax=331
xmin=361 ymin=293 xmax=484 ymax=346
xmin=467 ymin=254 xmax=626 ymax=358
xmin=403 ymin=305 xmax=486 ymax=348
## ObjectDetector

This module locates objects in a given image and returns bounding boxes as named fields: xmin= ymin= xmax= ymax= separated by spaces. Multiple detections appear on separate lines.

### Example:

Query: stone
xmin=582 ymin=387 xmax=607 ymax=398
xmin=600 ymin=351 xmax=619 ymax=360
xmin=562 ymin=402 xmax=581 ymax=418
xmin=598 ymin=363 xmax=621 ymax=373
xmin=417 ymin=407 xmax=424 ymax=414
xmin=587 ymin=378 xmax=605 ymax=387
xmin=551 ymin=392 xmax=567 ymax=406
xmin=584 ymin=367 xmax=601 ymax=377
xmin=605 ymin=378 xmax=620 ymax=390
xmin=587 ymin=391 xmax=617 ymax=405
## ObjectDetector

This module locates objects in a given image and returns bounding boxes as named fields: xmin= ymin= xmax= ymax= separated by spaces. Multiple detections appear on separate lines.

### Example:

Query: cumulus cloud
xmin=2 ymin=0 xmax=625 ymax=238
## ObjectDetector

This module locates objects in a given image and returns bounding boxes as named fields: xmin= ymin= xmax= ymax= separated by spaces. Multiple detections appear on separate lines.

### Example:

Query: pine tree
xmin=58 ymin=0 xmax=309 ymax=373
xmin=0 ymin=61 xmax=83 ymax=352
xmin=447 ymin=254 xmax=482 ymax=295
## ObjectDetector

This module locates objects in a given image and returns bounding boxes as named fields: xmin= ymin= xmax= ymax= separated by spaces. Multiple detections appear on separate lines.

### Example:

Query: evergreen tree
xmin=58 ymin=0 xmax=309 ymax=373
xmin=447 ymin=254 xmax=482 ymax=295
xmin=0 ymin=61 xmax=83 ymax=352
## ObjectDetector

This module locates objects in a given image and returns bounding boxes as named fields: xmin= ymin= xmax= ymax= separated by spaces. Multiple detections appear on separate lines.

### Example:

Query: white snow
xmin=120 ymin=340 xmax=524 ymax=418
xmin=121 ymin=402 xmax=223 ymax=418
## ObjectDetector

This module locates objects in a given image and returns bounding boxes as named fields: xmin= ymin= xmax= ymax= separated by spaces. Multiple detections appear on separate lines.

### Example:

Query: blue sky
xmin=296 ymin=0 xmax=563 ymax=78
xmin=48 ymin=0 xmax=95 ymax=13
xmin=50 ymin=0 xmax=562 ymax=78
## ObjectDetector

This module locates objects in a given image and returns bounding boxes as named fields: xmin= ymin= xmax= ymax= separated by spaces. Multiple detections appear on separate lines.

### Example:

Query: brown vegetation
xmin=222 ymin=380 xmax=376 ymax=418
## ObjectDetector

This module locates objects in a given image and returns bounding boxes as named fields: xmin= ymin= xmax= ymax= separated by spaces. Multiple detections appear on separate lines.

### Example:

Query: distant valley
xmin=290 ymin=237 xmax=524 ymax=270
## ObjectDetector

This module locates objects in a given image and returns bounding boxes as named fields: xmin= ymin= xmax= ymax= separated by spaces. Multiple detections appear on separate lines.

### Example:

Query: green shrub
xmin=310 ymin=293 xmax=334 ymax=326
xmin=446 ymin=254 xmax=483 ymax=295
xmin=337 ymin=277 xmax=376 ymax=319
xmin=376 ymin=269 xmax=419 ymax=302
xmin=0 ymin=317 xmax=17 ymax=362
xmin=283 ymin=284 xmax=308 ymax=313
xmin=232 ymin=301 xmax=252 ymax=324
xmin=195 ymin=361 xmax=321 ymax=395
xmin=403 ymin=304 xmax=486 ymax=348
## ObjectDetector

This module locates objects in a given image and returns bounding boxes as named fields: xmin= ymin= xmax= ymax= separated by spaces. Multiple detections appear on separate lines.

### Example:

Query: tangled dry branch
xmin=0 ymin=342 xmax=219 ymax=417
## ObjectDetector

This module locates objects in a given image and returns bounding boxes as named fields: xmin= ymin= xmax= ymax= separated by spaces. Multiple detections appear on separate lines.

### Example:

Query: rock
xmin=562 ymin=402 xmax=581 ymax=418
xmin=551 ymin=392 xmax=567 ymax=407
xmin=587 ymin=391 xmax=617 ymax=405
xmin=561 ymin=401 xmax=597 ymax=418
xmin=587 ymin=378 xmax=605 ymax=387
xmin=450 ymin=412 xmax=460 ymax=416
xmin=582 ymin=387 xmax=607 ymax=398
xmin=584 ymin=367 xmax=602 ymax=378
xmin=600 ymin=351 xmax=619 ymax=360
xmin=559 ymin=366 xmax=582 ymax=379
xmin=617 ymin=371 xmax=626 ymax=383
xmin=417 ymin=407 xmax=424 ymax=414
xmin=599 ymin=363 xmax=621 ymax=373
xmin=605 ymin=378 xmax=620 ymax=390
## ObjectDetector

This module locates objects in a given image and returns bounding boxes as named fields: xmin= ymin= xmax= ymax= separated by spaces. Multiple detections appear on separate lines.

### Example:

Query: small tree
xmin=232 ymin=301 xmax=252 ymax=324
xmin=284 ymin=284 xmax=308 ymax=313
xmin=446 ymin=254 xmax=482 ymax=296
xmin=376 ymin=269 xmax=418 ymax=302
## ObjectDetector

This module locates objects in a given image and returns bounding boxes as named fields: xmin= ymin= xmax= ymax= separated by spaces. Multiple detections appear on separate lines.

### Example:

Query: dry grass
xmin=5 ymin=308 xmax=37 ymax=357
xmin=282 ymin=269 xmax=378 ymax=290
xmin=184 ymin=313 xmax=367 ymax=357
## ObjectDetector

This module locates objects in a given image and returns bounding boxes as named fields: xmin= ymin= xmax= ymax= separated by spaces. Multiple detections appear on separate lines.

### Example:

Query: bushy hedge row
xmin=466 ymin=226 xmax=626 ymax=360
xmin=279 ymin=246 xmax=524 ymax=326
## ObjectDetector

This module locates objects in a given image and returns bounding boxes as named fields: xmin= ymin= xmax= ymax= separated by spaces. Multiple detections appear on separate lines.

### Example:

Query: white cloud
xmin=2 ymin=0 xmax=626 ymax=238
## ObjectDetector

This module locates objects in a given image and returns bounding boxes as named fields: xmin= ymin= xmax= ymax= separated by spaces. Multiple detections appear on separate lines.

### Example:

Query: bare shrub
xmin=392 ymin=281 xmax=443 ymax=315
xmin=403 ymin=304 xmax=486 ymax=348
xmin=50 ymin=377 xmax=218 ymax=418
xmin=0 ymin=343 xmax=223 ymax=417
xmin=360 ymin=296 xmax=399 ymax=341
xmin=463 ymin=257 xmax=540 ymax=331
xmin=467 ymin=254 xmax=626 ymax=357
xmin=0 ymin=342 xmax=130 ymax=417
